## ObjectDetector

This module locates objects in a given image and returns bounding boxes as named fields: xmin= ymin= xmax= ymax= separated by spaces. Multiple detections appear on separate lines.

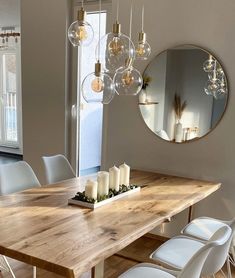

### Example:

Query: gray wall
xmin=164 ymin=49 xmax=213 ymax=138
xmin=21 ymin=0 xmax=70 ymax=183
xmin=140 ymin=51 xmax=167 ymax=133
xmin=103 ymin=0 xmax=235 ymax=237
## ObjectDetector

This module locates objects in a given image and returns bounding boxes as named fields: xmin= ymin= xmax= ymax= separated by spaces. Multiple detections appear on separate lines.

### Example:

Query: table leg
xmin=91 ymin=261 xmax=104 ymax=278
xmin=33 ymin=266 xmax=36 ymax=278
xmin=188 ymin=205 xmax=194 ymax=223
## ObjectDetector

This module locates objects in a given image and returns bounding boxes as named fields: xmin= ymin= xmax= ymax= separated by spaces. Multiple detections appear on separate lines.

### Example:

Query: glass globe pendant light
xmin=203 ymin=54 xmax=216 ymax=72
xmin=114 ymin=58 xmax=143 ymax=96
xmin=95 ymin=0 xmax=135 ymax=74
xmin=113 ymin=2 xmax=143 ymax=96
xmin=82 ymin=61 xmax=115 ymax=104
xmin=136 ymin=5 xmax=151 ymax=60
xmin=213 ymin=76 xmax=227 ymax=99
xmin=204 ymin=60 xmax=220 ymax=96
xmin=68 ymin=0 xmax=94 ymax=47
xmin=82 ymin=0 xmax=115 ymax=104
xmin=208 ymin=64 xmax=225 ymax=81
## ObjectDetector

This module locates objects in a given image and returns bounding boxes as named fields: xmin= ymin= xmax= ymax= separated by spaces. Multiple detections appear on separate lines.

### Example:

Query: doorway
xmin=79 ymin=9 xmax=107 ymax=176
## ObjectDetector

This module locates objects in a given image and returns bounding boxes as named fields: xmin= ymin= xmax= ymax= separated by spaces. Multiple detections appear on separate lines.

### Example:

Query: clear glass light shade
xmin=113 ymin=66 xmax=143 ymax=96
xmin=213 ymin=87 xmax=227 ymax=99
xmin=216 ymin=66 xmax=225 ymax=77
xmin=82 ymin=72 xmax=115 ymax=104
xmin=204 ymin=79 xmax=220 ymax=96
xmin=203 ymin=58 xmax=216 ymax=72
xmin=68 ymin=21 xmax=94 ymax=47
xmin=96 ymin=32 xmax=135 ymax=74
xmin=208 ymin=67 xmax=225 ymax=81
xmin=213 ymin=79 xmax=227 ymax=99
xmin=136 ymin=41 xmax=151 ymax=60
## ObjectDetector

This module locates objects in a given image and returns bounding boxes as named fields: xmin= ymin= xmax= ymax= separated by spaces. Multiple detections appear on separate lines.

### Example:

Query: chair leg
xmin=231 ymin=246 xmax=235 ymax=265
xmin=227 ymin=257 xmax=232 ymax=278
xmin=33 ymin=266 xmax=37 ymax=278
xmin=2 ymin=256 xmax=16 ymax=278
xmin=220 ymin=269 xmax=227 ymax=278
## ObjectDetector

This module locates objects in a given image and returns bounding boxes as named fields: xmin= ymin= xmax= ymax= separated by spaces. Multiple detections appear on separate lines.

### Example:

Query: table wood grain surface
xmin=0 ymin=170 xmax=221 ymax=278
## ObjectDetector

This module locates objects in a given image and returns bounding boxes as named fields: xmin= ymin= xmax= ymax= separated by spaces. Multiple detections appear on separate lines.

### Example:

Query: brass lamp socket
xmin=209 ymin=54 xmax=214 ymax=61
xmin=95 ymin=62 xmax=102 ymax=77
xmin=77 ymin=7 xmax=86 ymax=21
xmin=113 ymin=21 xmax=121 ymax=36
xmin=138 ymin=32 xmax=147 ymax=44
xmin=125 ymin=58 xmax=134 ymax=68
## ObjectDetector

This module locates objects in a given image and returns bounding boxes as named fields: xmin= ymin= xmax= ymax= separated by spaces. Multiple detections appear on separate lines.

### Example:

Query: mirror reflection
xmin=139 ymin=45 xmax=228 ymax=143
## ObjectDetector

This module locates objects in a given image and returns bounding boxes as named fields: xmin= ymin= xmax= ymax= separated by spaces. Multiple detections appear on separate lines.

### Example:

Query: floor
xmin=0 ymin=235 xmax=234 ymax=278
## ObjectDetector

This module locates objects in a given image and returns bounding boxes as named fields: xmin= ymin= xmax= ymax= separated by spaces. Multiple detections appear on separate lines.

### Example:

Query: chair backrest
xmin=0 ymin=161 xmax=40 ymax=195
xmin=42 ymin=154 xmax=75 ymax=184
xmin=178 ymin=226 xmax=232 ymax=278
xmin=201 ymin=219 xmax=235 ymax=275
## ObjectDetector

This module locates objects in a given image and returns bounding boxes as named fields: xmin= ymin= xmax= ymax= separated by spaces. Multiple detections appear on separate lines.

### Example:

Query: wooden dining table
xmin=0 ymin=170 xmax=221 ymax=278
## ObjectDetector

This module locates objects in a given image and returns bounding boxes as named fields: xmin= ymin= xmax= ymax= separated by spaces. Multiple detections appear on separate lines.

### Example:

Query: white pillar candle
xmin=97 ymin=172 xmax=109 ymax=196
xmin=119 ymin=163 xmax=130 ymax=186
xmin=85 ymin=180 xmax=98 ymax=200
xmin=109 ymin=166 xmax=120 ymax=191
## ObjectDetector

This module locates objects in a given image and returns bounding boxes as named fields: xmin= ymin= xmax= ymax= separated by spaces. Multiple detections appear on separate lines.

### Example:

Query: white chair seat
xmin=150 ymin=236 xmax=204 ymax=270
xmin=182 ymin=217 xmax=227 ymax=241
xmin=119 ymin=265 xmax=175 ymax=278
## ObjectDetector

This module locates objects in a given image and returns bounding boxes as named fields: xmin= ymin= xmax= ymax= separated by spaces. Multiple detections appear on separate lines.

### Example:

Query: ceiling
xmin=0 ymin=0 xmax=20 ymax=28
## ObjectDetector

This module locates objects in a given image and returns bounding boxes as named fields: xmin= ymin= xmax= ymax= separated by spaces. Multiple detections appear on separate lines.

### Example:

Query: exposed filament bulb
xmin=122 ymin=70 xmax=134 ymax=86
xmin=136 ymin=43 xmax=146 ymax=56
xmin=108 ymin=36 xmax=124 ymax=56
xmin=91 ymin=77 xmax=104 ymax=93
xmin=76 ymin=25 xmax=88 ymax=41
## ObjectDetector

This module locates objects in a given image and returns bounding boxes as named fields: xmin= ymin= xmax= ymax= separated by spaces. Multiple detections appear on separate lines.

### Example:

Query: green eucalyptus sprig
xmin=72 ymin=184 xmax=139 ymax=204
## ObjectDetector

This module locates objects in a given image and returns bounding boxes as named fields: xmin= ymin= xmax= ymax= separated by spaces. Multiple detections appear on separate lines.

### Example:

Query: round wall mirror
xmin=139 ymin=45 xmax=228 ymax=143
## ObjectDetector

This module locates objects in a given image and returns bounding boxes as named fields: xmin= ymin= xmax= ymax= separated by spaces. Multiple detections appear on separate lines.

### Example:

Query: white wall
xmin=21 ymin=0 xmax=71 ymax=183
xmin=0 ymin=0 xmax=20 ymax=26
xmin=103 ymin=0 xmax=235 ymax=237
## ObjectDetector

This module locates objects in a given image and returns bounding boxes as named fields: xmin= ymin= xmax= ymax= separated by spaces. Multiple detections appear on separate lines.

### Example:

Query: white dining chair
xmin=181 ymin=217 xmax=235 ymax=273
xmin=0 ymin=161 xmax=41 ymax=277
xmin=150 ymin=223 xmax=233 ymax=277
xmin=42 ymin=154 xmax=75 ymax=184
xmin=119 ymin=226 xmax=232 ymax=278
xmin=0 ymin=161 xmax=40 ymax=195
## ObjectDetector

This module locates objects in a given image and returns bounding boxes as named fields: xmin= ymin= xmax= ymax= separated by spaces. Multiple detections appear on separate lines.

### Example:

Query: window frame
xmin=69 ymin=0 xmax=112 ymax=173
xmin=0 ymin=45 xmax=22 ymax=153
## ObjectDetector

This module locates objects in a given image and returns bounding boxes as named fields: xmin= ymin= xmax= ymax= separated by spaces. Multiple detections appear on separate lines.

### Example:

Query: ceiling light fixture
xmin=96 ymin=0 xmax=135 ymax=74
xmin=82 ymin=0 xmax=115 ymax=104
xmin=68 ymin=0 xmax=94 ymax=47
xmin=113 ymin=1 xmax=143 ymax=96
xmin=135 ymin=4 xmax=151 ymax=60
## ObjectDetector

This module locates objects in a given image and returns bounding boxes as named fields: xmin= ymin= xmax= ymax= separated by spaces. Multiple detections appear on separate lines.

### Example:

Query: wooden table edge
xmin=0 ymin=246 xmax=75 ymax=278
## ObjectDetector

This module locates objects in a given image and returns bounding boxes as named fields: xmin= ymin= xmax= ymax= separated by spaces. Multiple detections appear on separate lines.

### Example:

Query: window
xmin=0 ymin=48 xmax=21 ymax=149
xmin=79 ymin=11 xmax=107 ymax=176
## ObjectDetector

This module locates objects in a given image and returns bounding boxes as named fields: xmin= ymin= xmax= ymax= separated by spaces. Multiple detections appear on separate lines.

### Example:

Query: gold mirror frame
xmin=139 ymin=44 xmax=229 ymax=144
